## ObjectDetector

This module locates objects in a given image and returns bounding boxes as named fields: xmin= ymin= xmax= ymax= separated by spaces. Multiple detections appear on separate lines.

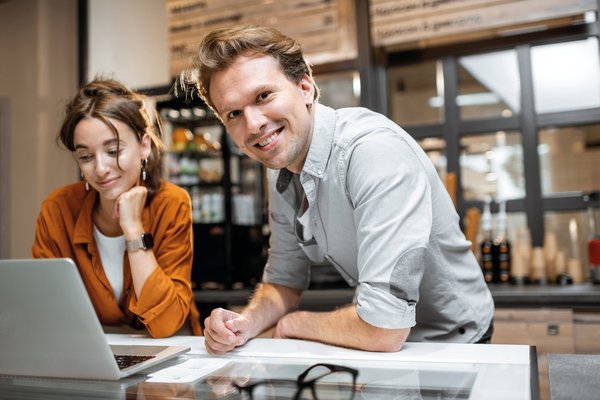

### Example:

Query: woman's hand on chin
xmin=113 ymin=185 xmax=148 ymax=235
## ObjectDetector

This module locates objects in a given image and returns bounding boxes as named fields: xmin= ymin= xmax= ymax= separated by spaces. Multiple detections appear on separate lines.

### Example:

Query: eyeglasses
xmin=232 ymin=362 xmax=359 ymax=400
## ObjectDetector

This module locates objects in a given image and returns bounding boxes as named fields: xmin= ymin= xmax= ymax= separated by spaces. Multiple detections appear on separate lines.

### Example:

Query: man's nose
xmin=245 ymin=106 xmax=267 ymax=134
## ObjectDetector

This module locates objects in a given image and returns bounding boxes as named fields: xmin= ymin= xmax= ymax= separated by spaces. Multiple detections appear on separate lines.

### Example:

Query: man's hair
xmin=187 ymin=25 xmax=319 ymax=113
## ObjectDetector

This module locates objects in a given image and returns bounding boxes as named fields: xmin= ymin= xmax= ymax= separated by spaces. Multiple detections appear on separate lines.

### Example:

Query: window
xmin=544 ymin=210 xmax=591 ymax=276
xmin=539 ymin=124 xmax=600 ymax=195
xmin=460 ymin=131 xmax=525 ymax=202
xmin=385 ymin=24 xmax=600 ymax=249
xmin=388 ymin=60 xmax=443 ymax=125
xmin=457 ymin=50 xmax=520 ymax=120
xmin=531 ymin=38 xmax=600 ymax=114
xmin=314 ymin=71 xmax=360 ymax=109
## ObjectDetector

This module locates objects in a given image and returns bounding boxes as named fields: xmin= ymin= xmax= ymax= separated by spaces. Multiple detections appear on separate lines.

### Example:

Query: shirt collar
xmin=302 ymin=103 xmax=335 ymax=179
xmin=276 ymin=103 xmax=336 ymax=192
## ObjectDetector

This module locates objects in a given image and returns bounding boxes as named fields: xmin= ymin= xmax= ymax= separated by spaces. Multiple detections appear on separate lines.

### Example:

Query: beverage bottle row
xmin=479 ymin=197 xmax=511 ymax=284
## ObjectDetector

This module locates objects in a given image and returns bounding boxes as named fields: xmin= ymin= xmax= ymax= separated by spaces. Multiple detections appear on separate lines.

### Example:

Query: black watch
xmin=126 ymin=232 xmax=154 ymax=252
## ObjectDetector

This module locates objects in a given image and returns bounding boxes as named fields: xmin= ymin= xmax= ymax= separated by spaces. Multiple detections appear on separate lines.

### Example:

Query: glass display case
xmin=157 ymin=98 xmax=267 ymax=291
xmin=199 ymin=357 xmax=480 ymax=399
xmin=0 ymin=337 xmax=539 ymax=400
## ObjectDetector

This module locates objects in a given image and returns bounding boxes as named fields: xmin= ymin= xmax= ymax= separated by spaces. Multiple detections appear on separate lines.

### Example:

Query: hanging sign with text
xmin=167 ymin=0 xmax=357 ymax=77
xmin=370 ymin=0 xmax=597 ymax=49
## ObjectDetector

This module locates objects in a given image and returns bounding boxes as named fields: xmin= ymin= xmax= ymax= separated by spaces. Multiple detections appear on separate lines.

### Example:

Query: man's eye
xmin=258 ymin=91 xmax=270 ymax=101
xmin=227 ymin=110 xmax=240 ymax=120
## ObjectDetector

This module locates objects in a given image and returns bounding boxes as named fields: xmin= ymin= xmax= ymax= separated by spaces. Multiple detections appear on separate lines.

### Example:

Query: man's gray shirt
xmin=262 ymin=103 xmax=494 ymax=342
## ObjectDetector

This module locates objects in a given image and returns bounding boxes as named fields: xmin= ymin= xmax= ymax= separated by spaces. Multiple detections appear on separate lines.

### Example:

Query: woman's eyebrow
xmin=74 ymin=138 xmax=120 ymax=150
xmin=102 ymin=138 xmax=120 ymax=146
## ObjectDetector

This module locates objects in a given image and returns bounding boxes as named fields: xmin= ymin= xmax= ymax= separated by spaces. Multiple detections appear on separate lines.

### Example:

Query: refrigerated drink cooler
xmin=587 ymin=191 xmax=600 ymax=284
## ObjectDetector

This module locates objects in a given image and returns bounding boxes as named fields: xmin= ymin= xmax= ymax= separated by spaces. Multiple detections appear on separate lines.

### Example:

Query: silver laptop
xmin=0 ymin=258 xmax=190 ymax=380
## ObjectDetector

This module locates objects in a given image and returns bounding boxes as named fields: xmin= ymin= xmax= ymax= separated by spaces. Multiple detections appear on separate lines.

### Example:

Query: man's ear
xmin=299 ymin=74 xmax=316 ymax=103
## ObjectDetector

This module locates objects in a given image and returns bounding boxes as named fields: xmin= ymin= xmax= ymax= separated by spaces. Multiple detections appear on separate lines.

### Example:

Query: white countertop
xmin=106 ymin=334 xmax=537 ymax=400
xmin=107 ymin=334 xmax=531 ymax=364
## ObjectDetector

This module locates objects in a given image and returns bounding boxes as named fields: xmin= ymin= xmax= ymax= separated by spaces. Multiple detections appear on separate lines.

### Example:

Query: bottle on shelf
xmin=554 ymin=250 xmax=573 ymax=286
xmin=170 ymin=127 xmax=193 ymax=153
xmin=191 ymin=187 xmax=202 ymax=223
xmin=510 ymin=225 xmax=531 ymax=285
xmin=494 ymin=200 xmax=511 ymax=283
xmin=479 ymin=196 xmax=495 ymax=283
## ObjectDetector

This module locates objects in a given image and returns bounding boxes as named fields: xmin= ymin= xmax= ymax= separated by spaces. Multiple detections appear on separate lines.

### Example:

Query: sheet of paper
xmin=146 ymin=358 xmax=231 ymax=383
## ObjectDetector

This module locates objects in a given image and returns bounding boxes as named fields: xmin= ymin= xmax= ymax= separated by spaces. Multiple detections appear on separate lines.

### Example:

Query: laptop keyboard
xmin=114 ymin=354 xmax=155 ymax=370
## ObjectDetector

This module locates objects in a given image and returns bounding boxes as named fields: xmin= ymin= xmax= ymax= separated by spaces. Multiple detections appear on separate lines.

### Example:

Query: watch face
xmin=142 ymin=233 xmax=154 ymax=249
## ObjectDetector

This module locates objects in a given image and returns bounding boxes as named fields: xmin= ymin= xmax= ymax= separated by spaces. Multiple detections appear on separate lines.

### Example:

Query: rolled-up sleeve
xmin=346 ymin=130 xmax=432 ymax=329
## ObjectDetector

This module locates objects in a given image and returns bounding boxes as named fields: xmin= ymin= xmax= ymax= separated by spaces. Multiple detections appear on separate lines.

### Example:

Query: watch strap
xmin=125 ymin=232 xmax=153 ymax=252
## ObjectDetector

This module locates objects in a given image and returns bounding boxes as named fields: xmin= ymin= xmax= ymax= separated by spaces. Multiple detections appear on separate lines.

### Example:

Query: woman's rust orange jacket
xmin=32 ymin=181 xmax=202 ymax=338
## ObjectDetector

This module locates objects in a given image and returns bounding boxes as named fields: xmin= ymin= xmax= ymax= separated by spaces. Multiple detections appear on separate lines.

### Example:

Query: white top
xmin=93 ymin=225 xmax=125 ymax=301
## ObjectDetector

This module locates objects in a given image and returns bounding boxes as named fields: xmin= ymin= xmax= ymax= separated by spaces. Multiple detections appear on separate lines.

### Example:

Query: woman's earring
xmin=141 ymin=158 xmax=148 ymax=182
xmin=306 ymin=103 xmax=313 ymax=110
xmin=81 ymin=172 xmax=90 ymax=192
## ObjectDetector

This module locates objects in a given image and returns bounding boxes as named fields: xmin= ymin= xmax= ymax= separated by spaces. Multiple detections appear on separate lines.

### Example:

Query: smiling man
xmin=191 ymin=25 xmax=494 ymax=354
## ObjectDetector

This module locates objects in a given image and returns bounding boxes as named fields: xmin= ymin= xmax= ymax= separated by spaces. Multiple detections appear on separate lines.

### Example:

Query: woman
xmin=32 ymin=79 xmax=202 ymax=338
